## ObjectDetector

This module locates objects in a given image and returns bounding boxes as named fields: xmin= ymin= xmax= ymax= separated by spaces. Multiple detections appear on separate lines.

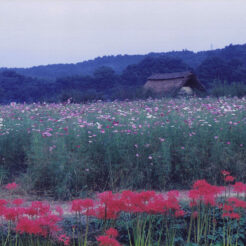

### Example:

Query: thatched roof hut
xmin=144 ymin=71 xmax=206 ymax=96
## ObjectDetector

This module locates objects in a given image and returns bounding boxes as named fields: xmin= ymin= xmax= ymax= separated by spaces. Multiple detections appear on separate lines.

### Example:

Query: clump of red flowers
xmin=105 ymin=228 xmax=119 ymax=238
xmin=233 ymin=182 xmax=246 ymax=193
xmin=71 ymin=198 xmax=94 ymax=216
xmin=5 ymin=182 xmax=19 ymax=191
xmin=221 ymin=170 xmax=230 ymax=176
xmin=2 ymin=171 xmax=246 ymax=245
xmin=189 ymin=179 xmax=225 ymax=207
xmin=97 ymin=228 xmax=121 ymax=246
xmin=58 ymin=234 xmax=70 ymax=246
xmin=0 ymin=197 xmax=63 ymax=239
xmin=221 ymin=197 xmax=245 ymax=220
xmin=225 ymin=175 xmax=235 ymax=183
xmin=221 ymin=170 xmax=235 ymax=183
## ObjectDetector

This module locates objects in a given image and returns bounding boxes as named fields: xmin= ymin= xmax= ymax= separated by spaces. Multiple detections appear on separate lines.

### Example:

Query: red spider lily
xmin=30 ymin=201 xmax=51 ymax=216
xmin=167 ymin=190 xmax=180 ymax=199
xmin=94 ymin=192 xmax=123 ymax=219
xmin=225 ymin=176 xmax=235 ymax=183
xmin=138 ymin=190 xmax=157 ymax=202
xmin=97 ymin=235 xmax=121 ymax=246
xmin=143 ymin=194 xmax=167 ymax=214
xmin=55 ymin=206 xmax=64 ymax=217
xmin=120 ymin=190 xmax=141 ymax=213
xmin=226 ymin=197 xmax=246 ymax=209
xmin=175 ymin=209 xmax=186 ymax=218
xmin=71 ymin=198 xmax=94 ymax=215
xmin=24 ymin=202 xmax=50 ymax=217
xmin=97 ymin=191 xmax=115 ymax=206
xmin=127 ymin=191 xmax=155 ymax=213
xmin=3 ymin=207 xmax=20 ymax=221
xmin=35 ymin=214 xmax=62 ymax=237
xmin=58 ymin=234 xmax=70 ymax=246
xmin=12 ymin=199 xmax=25 ymax=207
xmin=189 ymin=180 xmax=225 ymax=207
xmin=71 ymin=199 xmax=83 ymax=213
xmin=24 ymin=206 xmax=40 ymax=217
xmin=192 ymin=180 xmax=224 ymax=195
xmin=16 ymin=215 xmax=61 ymax=237
xmin=120 ymin=190 xmax=182 ymax=215
xmin=16 ymin=217 xmax=43 ymax=235
xmin=120 ymin=190 xmax=165 ymax=214
xmin=222 ymin=204 xmax=234 ymax=213
xmin=221 ymin=170 xmax=230 ymax=176
xmin=233 ymin=182 xmax=246 ymax=193
xmin=222 ymin=212 xmax=241 ymax=220
xmin=105 ymin=228 xmax=119 ymax=238
xmin=165 ymin=190 xmax=181 ymax=211
xmin=5 ymin=182 xmax=18 ymax=190
xmin=93 ymin=203 xmax=119 ymax=220
xmin=203 ymin=195 xmax=217 ymax=206
xmin=0 ymin=199 xmax=8 ymax=207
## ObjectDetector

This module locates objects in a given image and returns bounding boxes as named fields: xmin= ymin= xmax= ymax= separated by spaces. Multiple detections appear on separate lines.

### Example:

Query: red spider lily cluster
xmin=189 ymin=179 xmax=225 ymax=207
xmin=2 ymin=172 xmax=246 ymax=245
xmin=221 ymin=197 xmax=246 ymax=220
xmin=70 ymin=176 xmax=246 ymax=223
xmin=70 ymin=190 xmax=185 ymax=219
xmin=5 ymin=182 xmax=18 ymax=191
xmin=0 ymin=194 xmax=69 ymax=244
xmin=221 ymin=170 xmax=235 ymax=183
xmin=97 ymin=228 xmax=121 ymax=246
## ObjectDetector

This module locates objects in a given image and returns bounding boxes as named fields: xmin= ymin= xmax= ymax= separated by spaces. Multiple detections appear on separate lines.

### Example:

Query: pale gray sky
xmin=0 ymin=0 xmax=245 ymax=68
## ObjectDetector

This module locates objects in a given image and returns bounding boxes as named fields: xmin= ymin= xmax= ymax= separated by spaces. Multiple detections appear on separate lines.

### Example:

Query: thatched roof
xmin=147 ymin=71 xmax=192 ymax=80
xmin=144 ymin=71 xmax=205 ymax=95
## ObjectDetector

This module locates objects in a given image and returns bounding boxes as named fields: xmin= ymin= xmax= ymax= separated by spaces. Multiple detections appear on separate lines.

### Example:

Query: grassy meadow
xmin=0 ymin=97 xmax=246 ymax=198
xmin=1 ymin=96 xmax=246 ymax=245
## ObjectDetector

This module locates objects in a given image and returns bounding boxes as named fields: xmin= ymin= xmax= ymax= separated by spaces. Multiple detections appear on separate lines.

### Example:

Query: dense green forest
xmin=1 ymin=43 xmax=246 ymax=103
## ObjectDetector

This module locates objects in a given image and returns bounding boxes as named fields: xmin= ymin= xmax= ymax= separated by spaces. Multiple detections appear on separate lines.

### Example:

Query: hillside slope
xmin=1 ymin=43 xmax=245 ymax=80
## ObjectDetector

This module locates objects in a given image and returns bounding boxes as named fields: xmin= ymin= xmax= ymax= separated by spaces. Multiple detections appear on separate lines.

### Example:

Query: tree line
xmin=1 ymin=45 xmax=246 ymax=103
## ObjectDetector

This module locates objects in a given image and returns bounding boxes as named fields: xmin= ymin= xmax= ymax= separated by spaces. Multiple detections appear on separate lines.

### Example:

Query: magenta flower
xmin=5 ymin=182 xmax=19 ymax=191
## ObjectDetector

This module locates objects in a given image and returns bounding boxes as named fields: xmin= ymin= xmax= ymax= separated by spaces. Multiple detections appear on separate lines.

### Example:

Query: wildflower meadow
xmin=0 ymin=96 xmax=246 ymax=245
xmin=0 ymin=97 xmax=246 ymax=198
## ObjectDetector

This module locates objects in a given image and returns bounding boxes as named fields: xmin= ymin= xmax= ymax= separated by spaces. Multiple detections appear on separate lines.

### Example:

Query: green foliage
xmin=1 ymin=97 xmax=246 ymax=199
xmin=121 ymin=56 xmax=190 ymax=86
xmin=208 ymin=81 xmax=246 ymax=98
xmin=2 ymin=43 xmax=246 ymax=103
xmin=2 ymin=43 xmax=245 ymax=80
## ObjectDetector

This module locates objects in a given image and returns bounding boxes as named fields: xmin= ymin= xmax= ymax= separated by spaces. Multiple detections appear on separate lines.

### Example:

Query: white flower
xmin=0 ymin=118 xmax=3 ymax=129
xmin=95 ymin=122 xmax=102 ymax=129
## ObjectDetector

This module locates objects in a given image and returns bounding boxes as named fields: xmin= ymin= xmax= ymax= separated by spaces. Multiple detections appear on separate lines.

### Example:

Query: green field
xmin=0 ymin=97 xmax=246 ymax=199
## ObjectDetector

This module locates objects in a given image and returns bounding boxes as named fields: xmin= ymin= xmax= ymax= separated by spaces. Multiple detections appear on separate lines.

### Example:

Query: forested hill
xmin=1 ymin=43 xmax=246 ymax=104
xmin=1 ymin=43 xmax=246 ymax=80
xmin=0 ymin=55 xmax=145 ymax=80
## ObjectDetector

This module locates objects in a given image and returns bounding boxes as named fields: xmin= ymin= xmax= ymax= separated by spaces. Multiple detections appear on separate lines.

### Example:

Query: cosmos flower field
xmin=0 ymin=97 xmax=246 ymax=198
xmin=1 ymin=97 xmax=246 ymax=245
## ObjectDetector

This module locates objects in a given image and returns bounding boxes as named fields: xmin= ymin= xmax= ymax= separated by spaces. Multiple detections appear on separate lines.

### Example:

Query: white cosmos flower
xmin=0 ymin=118 xmax=3 ymax=129
xmin=95 ymin=122 xmax=102 ymax=129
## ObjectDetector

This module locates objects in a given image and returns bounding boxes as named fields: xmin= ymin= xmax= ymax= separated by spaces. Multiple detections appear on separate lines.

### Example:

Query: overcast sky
xmin=0 ymin=0 xmax=245 ymax=68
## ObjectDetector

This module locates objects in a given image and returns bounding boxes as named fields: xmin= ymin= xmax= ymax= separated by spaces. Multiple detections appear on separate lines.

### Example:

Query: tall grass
xmin=208 ymin=81 xmax=246 ymax=98
xmin=0 ymin=97 xmax=246 ymax=198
